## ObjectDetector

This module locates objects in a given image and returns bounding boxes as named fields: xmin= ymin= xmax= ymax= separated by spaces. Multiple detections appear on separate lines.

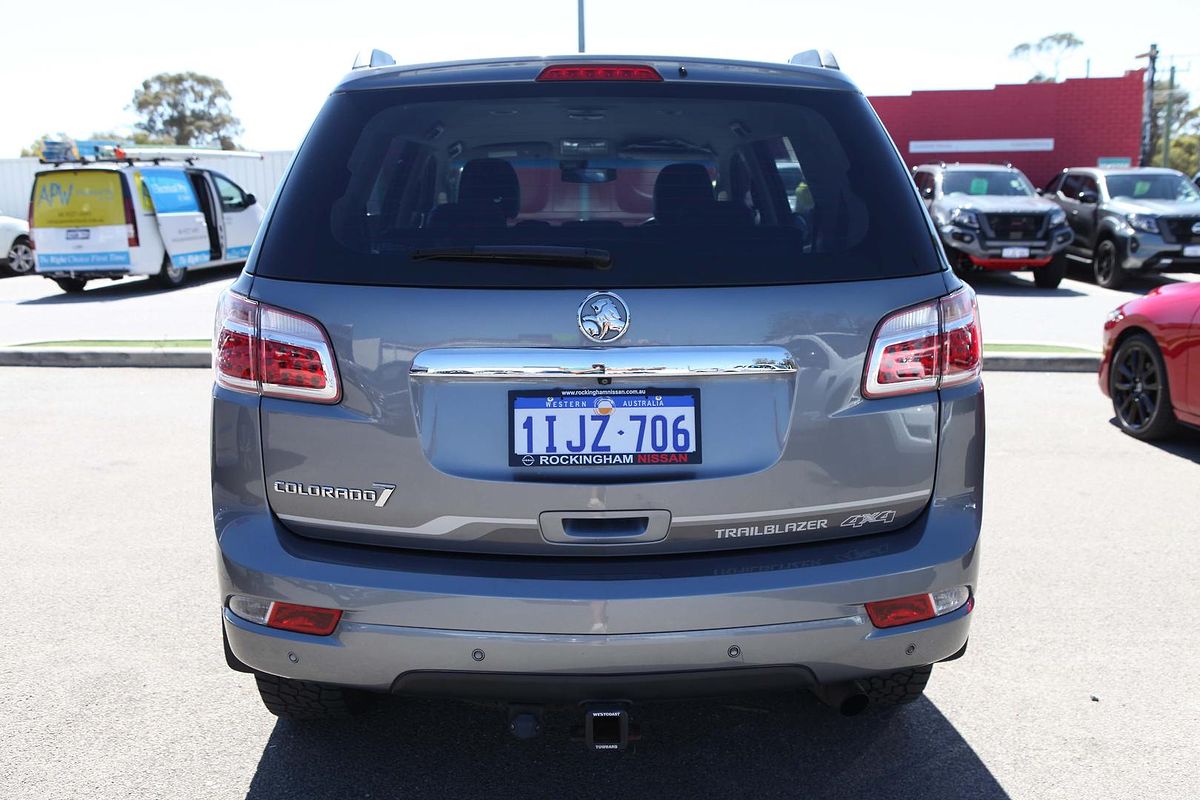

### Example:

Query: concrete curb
xmin=983 ymin=353 xmax=1100 ymax=373
xmin=1 ymin=348 xmax=1101 ymax=372
xmin=0 ymin=347 xmax=210 ymax=367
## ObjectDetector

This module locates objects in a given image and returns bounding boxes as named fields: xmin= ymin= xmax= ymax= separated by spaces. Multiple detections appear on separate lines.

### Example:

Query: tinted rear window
xmin=256 ymin=82 xmax=940 ymax=288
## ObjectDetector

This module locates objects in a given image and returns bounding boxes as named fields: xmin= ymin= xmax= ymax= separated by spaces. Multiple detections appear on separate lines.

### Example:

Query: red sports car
xmin=1101 ymin=282 xmax=1200 ymax=439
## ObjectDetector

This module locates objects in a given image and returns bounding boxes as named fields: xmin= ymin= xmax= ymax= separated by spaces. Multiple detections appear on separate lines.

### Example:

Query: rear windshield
xmin=942 ymin=170 xmax=1034 ymax=197
xmin=255 ymin=82 xmax=940 ymax=288
xmin=32 ymin=170 xmax=125 ymax=228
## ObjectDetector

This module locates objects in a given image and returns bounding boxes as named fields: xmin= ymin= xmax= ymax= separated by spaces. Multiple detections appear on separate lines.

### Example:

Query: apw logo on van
xmin=36 ymin=182 xmax=74 ymax=208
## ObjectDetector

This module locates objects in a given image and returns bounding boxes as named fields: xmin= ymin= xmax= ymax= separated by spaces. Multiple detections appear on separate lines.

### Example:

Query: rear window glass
xmin=255 ymin=83 xmax=940 ymax=288
xmin=32 ymin=170 xmax=124 ymax=228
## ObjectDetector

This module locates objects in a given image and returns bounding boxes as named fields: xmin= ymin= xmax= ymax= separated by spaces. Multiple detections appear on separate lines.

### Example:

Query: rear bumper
xmin=219 ymin=494 xmax=980 ymax=694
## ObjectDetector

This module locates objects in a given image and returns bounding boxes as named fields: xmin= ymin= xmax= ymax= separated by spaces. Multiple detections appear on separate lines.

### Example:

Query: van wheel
xmin=862 ymin=664 xmax=933 ymax=708
xmin=6 ymin=237 xmax=35 ymax=274
xmin=1093 ymin=240 xmax=1125 ymax=290
xmin=1033 ymin=257 xmax=1067 ymax=289
xmin=156 ymin=257 xmax=187 ymax=288
xmin=53 ymin=277 xmax=88 ymax=294
xmin=254 ymin=673 xmax=374 ymax=720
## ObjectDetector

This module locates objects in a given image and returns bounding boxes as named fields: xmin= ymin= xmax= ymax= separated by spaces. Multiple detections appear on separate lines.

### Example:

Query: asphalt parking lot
xmin=2 ymin=267 xmax=1198 ymax=349
xmin=1 ymin=368 xmax=1197 ymax=799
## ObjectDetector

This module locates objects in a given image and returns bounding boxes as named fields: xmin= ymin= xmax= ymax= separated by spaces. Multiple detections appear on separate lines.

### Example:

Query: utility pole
xmin=1162 ymin=65 xmax=1176 ymax=167
xmin=1137 ymin=44 xmax=1158 ymax=166
xmin=577 ymin=0 xmax=585 ymax=53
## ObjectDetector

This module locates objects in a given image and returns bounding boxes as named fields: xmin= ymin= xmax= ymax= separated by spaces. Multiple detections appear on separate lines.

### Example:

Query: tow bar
xmin=582 ymin=703 xmax=633 ymax=751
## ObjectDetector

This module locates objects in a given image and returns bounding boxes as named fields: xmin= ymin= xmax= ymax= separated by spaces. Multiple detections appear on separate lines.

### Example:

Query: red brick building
xmin=869 ymin=70 xmax=1145 ymax=188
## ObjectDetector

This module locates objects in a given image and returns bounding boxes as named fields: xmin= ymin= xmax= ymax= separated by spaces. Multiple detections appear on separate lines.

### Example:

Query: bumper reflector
xmin=866 ymin=586 xmax=971 ymax=629
xmin=229 ymin=596 xmax=343 ymax=636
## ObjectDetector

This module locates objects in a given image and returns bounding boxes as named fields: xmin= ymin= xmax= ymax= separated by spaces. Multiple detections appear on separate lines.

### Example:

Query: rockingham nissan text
xmin=211 ymin=49 xmax=985 ymax=748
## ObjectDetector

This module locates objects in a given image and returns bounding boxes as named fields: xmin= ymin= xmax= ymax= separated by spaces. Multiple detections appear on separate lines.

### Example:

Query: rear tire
xmin=53 ymin=277 xmax=88 ymax=294
xmin=1033 ymin=257 xmax=1066 ymax=289
xmin=155 ymin=256 xmax=187 ymax=289
xmin=5 ymin=236 xmax=35 ymax=275
xmin=254 ymin=672 xmax=374 ymax=720
xmin=1093 ymin=239 xmax=1126 ymax=290
xmin=1110 ymin=333 xmax=1177 ymax=440
xmin=862 ymin=664 xmax=932 ymax=709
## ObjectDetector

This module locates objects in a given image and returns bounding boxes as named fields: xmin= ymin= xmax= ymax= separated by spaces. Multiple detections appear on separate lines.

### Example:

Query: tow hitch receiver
xmin=584 ymin=704 xmax=630 ymax=751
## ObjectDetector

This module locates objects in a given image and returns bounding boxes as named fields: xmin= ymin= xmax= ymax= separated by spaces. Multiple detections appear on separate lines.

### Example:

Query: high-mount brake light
xmin=536 ymin=64 xmax=663 ymax=81
xmin=862 ymin=286 xmax=981 ymax=398
xmin=213 ymin=289 xmax=341 ymax=403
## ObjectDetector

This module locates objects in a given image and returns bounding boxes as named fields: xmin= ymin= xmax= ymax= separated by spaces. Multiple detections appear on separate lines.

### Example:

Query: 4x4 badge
xmin=578 ymin=292 xmax=629 ymax=343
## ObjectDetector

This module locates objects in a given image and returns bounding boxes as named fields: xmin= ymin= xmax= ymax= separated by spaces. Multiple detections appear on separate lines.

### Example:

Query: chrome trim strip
xmin=409 ymin=346 xmax=798 ymax=380
xmin=277 ymin=491 xmax=929 ymax=538
xmin=673 ymin=490 xmax=931 ymax=524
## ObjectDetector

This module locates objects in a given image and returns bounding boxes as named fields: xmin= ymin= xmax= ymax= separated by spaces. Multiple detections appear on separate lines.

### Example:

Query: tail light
xmin=213 ymin=290 xmax=340 ymax=403
xmin=537 ymin=64 xmax=663 ymax=81
xmin=228 ymin=596 xmax=342 ymax=636
xmin=863 ymin=286 xmax=981 ymax=398
xmin=26 ymin=201 xmax=34 ymax=249
xmin=865 ymin=586 xmax=971 ymax=629
xmin=120 ymin=177 xmax=140 ymax=247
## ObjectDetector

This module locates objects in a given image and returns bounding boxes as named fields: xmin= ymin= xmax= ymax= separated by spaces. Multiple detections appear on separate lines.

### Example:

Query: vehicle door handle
xmin=539 ymin=509 xmax=671 ymax=545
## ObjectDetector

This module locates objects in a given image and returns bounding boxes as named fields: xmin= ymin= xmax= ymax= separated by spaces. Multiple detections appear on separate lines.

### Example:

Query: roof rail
xmin=353 ymin=48 xmax=396 ymax=70
xmin=39 ymin=146 xmax=263 ymax=167
xmin=789 ymin=49 xmax=839 ymax=70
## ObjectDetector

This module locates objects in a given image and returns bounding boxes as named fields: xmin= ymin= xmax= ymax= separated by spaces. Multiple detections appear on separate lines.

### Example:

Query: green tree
xmin=1010 ymin=32 xmax=1084 ymax=83
xmin=130 ymin=72 xmax=242 ymax=149
xmin=1147 ymin=81 xmax=1199 ymax=173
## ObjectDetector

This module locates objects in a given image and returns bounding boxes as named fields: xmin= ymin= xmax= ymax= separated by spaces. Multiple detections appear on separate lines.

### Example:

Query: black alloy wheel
xmin=1111 ymin=334 xmax=1176 ymax=440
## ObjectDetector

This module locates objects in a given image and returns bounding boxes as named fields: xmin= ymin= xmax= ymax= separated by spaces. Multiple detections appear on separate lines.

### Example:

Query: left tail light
xmin=213 ymin=289 xmax=341 ymax=403
xmin=863 ymin=286 xmax=982 ymax=398
xmin=120 ymin=177 xmax=140 ymax=247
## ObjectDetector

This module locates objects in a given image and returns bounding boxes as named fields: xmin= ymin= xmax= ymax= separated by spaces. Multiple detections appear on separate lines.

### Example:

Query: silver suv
xmin=212 ymin=52 xmax=984 ymax=744
xmin=914 ymin=163 xmax=1072 ymax=289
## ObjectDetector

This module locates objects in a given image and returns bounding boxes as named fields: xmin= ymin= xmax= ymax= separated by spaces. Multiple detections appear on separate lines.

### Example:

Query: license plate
xmin=1184 ymin=245 xmax=1200 ymax=257
xmin=510 ymin=388 xmax=701 ymax=468
xmin=1002 ymin=247 xmax=1030 ymax=259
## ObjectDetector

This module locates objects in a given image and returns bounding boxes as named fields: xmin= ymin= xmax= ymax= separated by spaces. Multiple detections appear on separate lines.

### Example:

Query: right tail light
xmin=213 ymin=289 xmax=341 ymax=403
xmin=863 ymin=286 xmax=981 ymax=398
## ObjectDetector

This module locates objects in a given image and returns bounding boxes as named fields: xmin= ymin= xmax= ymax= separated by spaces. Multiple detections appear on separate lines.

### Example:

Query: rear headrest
xmin=457 ymin=158 xmax=520 ymax=219
xmin=653 ymin=163 xmax=715 ymax=222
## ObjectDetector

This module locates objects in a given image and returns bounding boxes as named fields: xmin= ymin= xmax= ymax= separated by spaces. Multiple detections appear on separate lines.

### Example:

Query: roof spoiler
xmin=788 ymin=49 xmax=839 ymax=70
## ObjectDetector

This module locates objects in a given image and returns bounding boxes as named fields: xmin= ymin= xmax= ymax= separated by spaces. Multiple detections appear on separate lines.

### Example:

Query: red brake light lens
xmin=865 ymin=594 xmax=936 ymax=628
xmin=265 ymin=602 xmax=343 ymax=636
xmin=863 ymin=286 xmax=981 ymax=398
xmin=213 ymin=290 xmax=340 ymax=403
xmin=537 ymin=64 xmax=663 ymax=81
xmin=120 ymin=176 xmax=140 ymax=247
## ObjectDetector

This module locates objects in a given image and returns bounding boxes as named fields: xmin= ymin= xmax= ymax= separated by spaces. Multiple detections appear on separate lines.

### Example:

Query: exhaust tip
xmin=839 ymin=692 xmax=870 ymax=717
xmin=811 ymin=681 xmax=871 ymax=717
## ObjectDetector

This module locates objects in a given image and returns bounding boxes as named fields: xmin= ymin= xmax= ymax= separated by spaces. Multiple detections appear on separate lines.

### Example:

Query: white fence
xmin=0 ymin=151 xmax=296 ymax=218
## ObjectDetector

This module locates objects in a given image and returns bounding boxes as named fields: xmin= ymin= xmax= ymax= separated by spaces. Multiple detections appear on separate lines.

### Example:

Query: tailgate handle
xmin=539 ymin=510 xmax=671 ymax=545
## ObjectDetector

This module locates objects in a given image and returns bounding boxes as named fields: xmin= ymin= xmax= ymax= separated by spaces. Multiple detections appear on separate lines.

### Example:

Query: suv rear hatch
xmin=223 ymin=63 xmax=974 ymax=556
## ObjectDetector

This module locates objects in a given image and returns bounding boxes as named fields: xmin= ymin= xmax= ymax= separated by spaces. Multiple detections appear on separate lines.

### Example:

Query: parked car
xmin=0 ymin=211 xmax=33 ymax=276
xmin=212 ymin=50 xmax=984 ymax=744
xmin=29 ymin=149 xmax=264 ymax=293
xmin=1042 ymin=167 xmax=1200 ymax=289
xmin=914 ymin=163 xmax=1072 ymax=288
xmin=1100 ymin=282 xmax=1200 ymax=439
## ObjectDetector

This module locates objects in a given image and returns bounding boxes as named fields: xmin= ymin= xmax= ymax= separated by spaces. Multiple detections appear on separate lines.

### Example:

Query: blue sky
xmin=4 ymin=0 xmax=1198 ymax=156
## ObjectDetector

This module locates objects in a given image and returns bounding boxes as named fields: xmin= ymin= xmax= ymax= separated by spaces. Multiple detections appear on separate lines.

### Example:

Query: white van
xmin=30 ymin=149 xmax=265 ymax=293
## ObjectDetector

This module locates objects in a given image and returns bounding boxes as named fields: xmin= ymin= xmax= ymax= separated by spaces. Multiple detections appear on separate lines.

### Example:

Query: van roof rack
xmin=352 ymin=48 xmax=396 ymax=69
xmin=788 ymin=49 xmax=839 ymax=70
xmin=40 ymin=146 xmax=263 ymax=167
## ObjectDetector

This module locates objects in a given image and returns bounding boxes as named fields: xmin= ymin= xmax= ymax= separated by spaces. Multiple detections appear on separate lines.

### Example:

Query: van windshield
xmin=254 ymin=83 xmax=940 ymax=288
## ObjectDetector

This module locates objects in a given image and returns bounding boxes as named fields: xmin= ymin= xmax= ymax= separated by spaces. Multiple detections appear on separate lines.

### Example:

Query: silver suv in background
xmin=914 ymin=163 xmax=1072 ymax=289
xmin=212 ymin=52 xmax=984 ymax=747
xmin=1043 ymin=167 xmax=1200 ymax=289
